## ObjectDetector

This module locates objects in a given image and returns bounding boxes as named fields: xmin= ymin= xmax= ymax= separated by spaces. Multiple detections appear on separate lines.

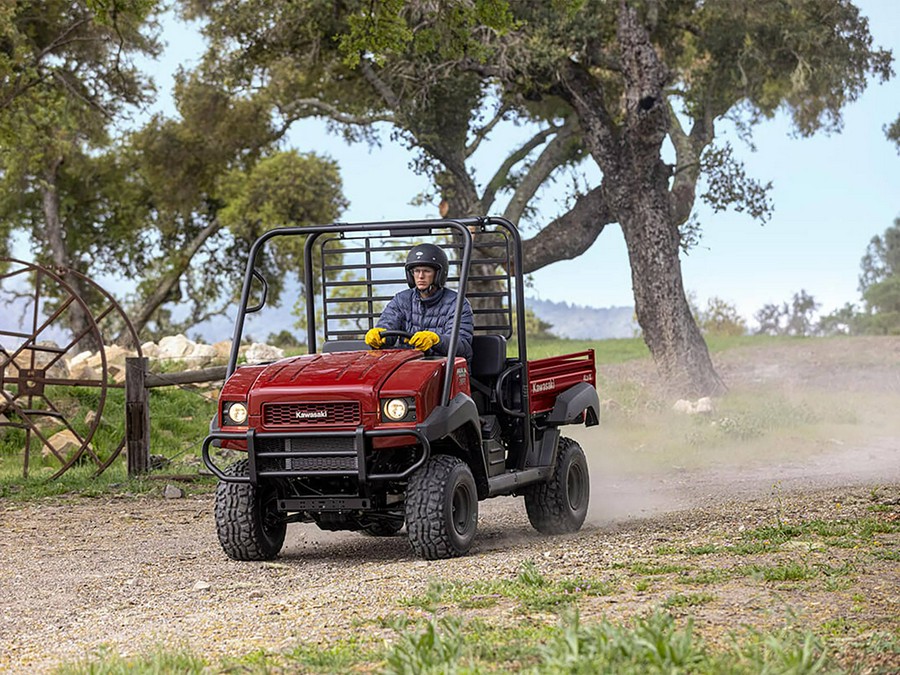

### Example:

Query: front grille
xmin=262 ymin=401 xmax=361 ymax=428
xmin=286 ymin=455 xmax=358 ymax=472
xmin=256 ymin=437 xmax=358 ymax=474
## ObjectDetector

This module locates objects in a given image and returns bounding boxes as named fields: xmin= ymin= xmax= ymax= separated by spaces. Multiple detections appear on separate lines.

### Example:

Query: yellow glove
xmin=408 ymin=330 xmax=440 ymax=352
xmin=365 ymin=327 xmax=386 ymax=349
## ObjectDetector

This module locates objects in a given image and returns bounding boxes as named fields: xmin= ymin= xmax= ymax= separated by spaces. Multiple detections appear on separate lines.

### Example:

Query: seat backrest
xmin=322 ymin=340 xmax=369 ymax=353
xmin=470 ymin=334 xmax=507 ymax=379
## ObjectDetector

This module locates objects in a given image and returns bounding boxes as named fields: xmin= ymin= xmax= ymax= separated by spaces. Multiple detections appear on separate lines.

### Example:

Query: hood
xmin=251 ymin=349 xmax=424 ymax=392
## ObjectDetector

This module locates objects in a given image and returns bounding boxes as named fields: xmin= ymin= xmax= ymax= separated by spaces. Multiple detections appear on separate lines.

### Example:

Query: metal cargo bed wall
xmin=318 ymin=224 xmax=515 ymax=342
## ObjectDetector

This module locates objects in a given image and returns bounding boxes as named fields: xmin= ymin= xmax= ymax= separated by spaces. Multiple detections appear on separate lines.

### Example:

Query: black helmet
xmin=405 ymin=243 xmax=449 ymax=289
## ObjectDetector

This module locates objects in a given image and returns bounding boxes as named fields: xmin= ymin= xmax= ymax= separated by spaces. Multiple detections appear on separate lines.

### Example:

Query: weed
xmin=629 ymin=561 xmax=688 ymax=575
xmin=537 ymin=609 xmax=707 ymax=673
xmin=383 ymin=616 xmax=467 ymax=674
xmin=742 ymin=562 xmax=819 ymax=582
xmin=685 ymin=544 xmax=719 ymax=555
xmin=56 ymin=645 xmax=207 ymax=675
xmin=662 ymin=592 xmax=716 ymax=608
xmin=729 ymin=625 xmax=831 ymax=674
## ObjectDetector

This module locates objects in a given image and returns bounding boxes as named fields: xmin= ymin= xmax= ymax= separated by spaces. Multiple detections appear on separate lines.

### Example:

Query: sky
xmin=143 ymin=1 xmax=899 ymax=326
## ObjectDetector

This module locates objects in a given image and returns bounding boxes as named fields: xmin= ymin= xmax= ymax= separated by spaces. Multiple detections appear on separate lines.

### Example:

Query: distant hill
xmin=527 ymin=298 xmax=638 ymax=339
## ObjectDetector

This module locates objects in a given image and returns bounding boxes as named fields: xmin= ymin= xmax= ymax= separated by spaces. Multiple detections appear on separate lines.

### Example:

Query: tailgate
xmin=527 ymin=350 xmax=596 ymax=415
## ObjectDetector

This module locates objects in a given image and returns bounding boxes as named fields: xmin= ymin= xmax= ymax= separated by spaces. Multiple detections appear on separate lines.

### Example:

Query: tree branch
xmin=466 ymin=102 xmax=510 ymax=158
xmin=503 ymin=117 xmax=580 ymax=224
xmin=521 ymin=185 xmax=615 ymax=273
xmin=129 ymin=218 xmax=221 ymax=337
xmin=282 ymin=97 xmax=395 ymax=126
xmin=479 ymin=124 xmax=560 ymax=211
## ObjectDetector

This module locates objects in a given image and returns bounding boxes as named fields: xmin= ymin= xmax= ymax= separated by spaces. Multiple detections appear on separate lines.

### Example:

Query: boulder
xmin=158 ymin=334 xmax=196 ymax=360
xmin=45 ymin=429 xmax=89 ymax=461
xmin=183 ymin=344 xmax=217 ymax=369
xmin=245 ymin=343 xmax=285 ymax=364
xmin=66 ymin=350 xmax=93 ymax=370
xmin=68 ymin=362 xmax=98 ymax=381
xmin=141 ymin=341 xmax=161 ymax=358
xmin=212 ymin=340 xmax=233 ymax=363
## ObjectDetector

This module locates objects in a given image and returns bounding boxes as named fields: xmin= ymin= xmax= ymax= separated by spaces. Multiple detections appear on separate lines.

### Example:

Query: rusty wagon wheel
xmin=0 ymin=259 xmax=143 ymax=478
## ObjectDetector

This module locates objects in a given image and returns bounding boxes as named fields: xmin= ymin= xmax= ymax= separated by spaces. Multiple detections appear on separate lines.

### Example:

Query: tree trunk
xmin=549 ymin=5 xmax=726 ymax=398
xmin=41 ymin=158 xmax=98 ymax=352
xmin=128 ymin=218 xmax=222 ymax=338
xmin=619 ymin=171 xmax=727 ymax=398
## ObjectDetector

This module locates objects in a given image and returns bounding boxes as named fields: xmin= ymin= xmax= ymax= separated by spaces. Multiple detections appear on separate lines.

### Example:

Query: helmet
xmin=405 ymin=243 xmax=449 ymax=289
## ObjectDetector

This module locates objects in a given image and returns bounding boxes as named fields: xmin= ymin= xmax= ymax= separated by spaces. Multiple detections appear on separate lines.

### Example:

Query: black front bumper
xmin=201 ymin=426 xmax=430 ymax=486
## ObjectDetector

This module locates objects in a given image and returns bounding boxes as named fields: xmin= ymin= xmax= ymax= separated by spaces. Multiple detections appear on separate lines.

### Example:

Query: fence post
xmin=125 ymin=357 xmax=150 ymax=476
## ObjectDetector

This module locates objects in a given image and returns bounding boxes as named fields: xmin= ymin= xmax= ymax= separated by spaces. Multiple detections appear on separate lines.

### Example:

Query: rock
xmin=103 ymin=344 xmax=132 ymax=367
xmin=694 ymin=397 xmax=714 ymax=414
xmin=673 ymin=399 xmax=694 ymax=414
xmin=182 ymin=344 xmax=217 ymax=369
xmin=150 ymin=454 xmax=170 ymax=471
xmin=67 ymin=350 xmax=94 ymax=369
xmin=245 ymin=343 xmax=285 ymax=364
xmin=84 ymin=410 xmax=97 ymax=426
xmin=192 ymin=580 xmax=211 ymax=591
xmin=163 ymin=484 xmax=184 ymax=499
xmin=45 ymin=430 xmax=89 ymax=461
xmin=68 ymin=362 xmax=97 ymax=381
xmin=141 ymin=341 xmax=160 ymax=358
xmin=213 ymin=340 xmax=233 ymax=363
xmin=158 ymin=334 xmax=196 ymax=360
xmin=673 ymin=398 xmax=715 ymax=415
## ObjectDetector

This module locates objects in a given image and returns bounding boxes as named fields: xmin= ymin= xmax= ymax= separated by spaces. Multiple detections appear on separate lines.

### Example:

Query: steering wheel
xmin=378 ymin=330 xmax=414 ymax=342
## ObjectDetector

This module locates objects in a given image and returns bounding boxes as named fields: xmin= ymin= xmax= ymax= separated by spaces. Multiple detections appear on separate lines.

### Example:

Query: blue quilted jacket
xmin=377 ymin=287 xmax=474 ymax=361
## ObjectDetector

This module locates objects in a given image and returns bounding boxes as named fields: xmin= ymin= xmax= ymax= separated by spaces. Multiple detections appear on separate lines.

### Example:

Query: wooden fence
xmin=125 ymin=357 xmax=226 ymax=476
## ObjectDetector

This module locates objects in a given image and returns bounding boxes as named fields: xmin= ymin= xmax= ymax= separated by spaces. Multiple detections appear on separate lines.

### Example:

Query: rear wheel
xmin=524 ymin=437 xmax=589 ymax=534
xmin=406 ymin=455 xmax=478 ymax=559
xmin=214 ymin=459 xmax=286 ymax=560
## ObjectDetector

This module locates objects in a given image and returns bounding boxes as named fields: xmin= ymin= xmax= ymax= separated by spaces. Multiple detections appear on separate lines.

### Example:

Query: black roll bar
xmin=226 ymin=216 xmax=528 ymax=414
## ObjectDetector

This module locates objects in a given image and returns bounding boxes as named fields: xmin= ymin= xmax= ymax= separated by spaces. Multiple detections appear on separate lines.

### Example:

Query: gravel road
xmin=1 ymin=337 xmax=898 ymax=672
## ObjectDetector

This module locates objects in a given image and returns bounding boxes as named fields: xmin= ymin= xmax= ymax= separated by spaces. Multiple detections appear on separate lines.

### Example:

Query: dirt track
xmin=1 ymin=337 xmax=898 ymax=672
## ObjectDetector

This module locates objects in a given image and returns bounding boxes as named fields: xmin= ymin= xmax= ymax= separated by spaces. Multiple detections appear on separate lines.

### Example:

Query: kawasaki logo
xmin=532 ymin=380 xmax=555 ymax=393
xmin=296 ymin=410 xmax=328 ymax=419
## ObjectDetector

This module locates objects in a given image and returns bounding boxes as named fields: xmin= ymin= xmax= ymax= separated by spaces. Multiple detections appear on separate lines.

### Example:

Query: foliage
xmin=697 ymin=297 xmax=748 ymax=337
xmin=754 ymin=290 xmax=821 ymax=336
xmin=180 ymin=0 xmax=891 ymax=397
xmin=887 ymin=113 xmax=900 ymax=152
xmin=817 ymin=217 xmax=900 ymax=335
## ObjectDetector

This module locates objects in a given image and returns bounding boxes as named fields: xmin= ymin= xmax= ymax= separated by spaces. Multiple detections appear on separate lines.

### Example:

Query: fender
xmin=418 ymin=393 xmax=488 ymax=498
xmin=547 ymin=382 xmax=600 ymax=427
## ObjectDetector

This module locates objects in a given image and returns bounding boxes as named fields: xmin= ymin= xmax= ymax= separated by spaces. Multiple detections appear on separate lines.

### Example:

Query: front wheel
xmin=214 ymin=459 xmax=286 ymax=561
xmin=406 ymin=455 xmax=478 ymax=559
xmin=524 ymin=437 xmax=589 ymax=535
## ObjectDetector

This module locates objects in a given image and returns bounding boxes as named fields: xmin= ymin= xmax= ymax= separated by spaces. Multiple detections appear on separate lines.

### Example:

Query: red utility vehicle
xmin=202 ymin=217 xmax=599 ymax=560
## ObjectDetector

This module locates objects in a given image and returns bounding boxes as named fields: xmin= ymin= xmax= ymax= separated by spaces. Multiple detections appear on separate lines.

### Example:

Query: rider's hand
xmin=365 ymin=327 xmax=386 ymax=349
xmin=408 ymin=331 xmax=440 ymax=352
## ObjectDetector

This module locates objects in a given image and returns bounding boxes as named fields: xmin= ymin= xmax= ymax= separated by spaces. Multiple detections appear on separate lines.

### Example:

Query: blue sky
xmin=146 ymin=0 xmax=898 ymax=324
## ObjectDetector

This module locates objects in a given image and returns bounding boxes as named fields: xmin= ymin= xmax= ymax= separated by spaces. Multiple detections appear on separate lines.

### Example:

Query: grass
xmin=400 ymin=560 xmax=618 ymax=614
xmin=0 ymin=384 xmax=217 ymax=500
xmin=55 ymin=610 xmax=841 ymax=675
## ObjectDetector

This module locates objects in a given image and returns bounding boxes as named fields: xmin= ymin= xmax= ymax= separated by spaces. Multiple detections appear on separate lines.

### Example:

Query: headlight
xmin=225 ymin=402 xmax=248 ymax=425
xmin=382 ymin=398 xmax=409 ymax=421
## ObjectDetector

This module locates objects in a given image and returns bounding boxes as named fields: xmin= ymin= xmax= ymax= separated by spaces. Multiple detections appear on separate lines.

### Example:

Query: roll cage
xmin=225 ymin=216 xmax=530 ymax=412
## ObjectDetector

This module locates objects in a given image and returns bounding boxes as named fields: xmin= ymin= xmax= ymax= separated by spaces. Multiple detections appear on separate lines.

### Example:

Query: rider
xmin=365 ymin=243 xmax=474 ymax=361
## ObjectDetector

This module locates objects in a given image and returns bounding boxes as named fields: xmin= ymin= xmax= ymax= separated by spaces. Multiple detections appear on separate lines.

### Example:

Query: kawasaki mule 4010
xmin=202 ymin=217 xmax=599 ymax=560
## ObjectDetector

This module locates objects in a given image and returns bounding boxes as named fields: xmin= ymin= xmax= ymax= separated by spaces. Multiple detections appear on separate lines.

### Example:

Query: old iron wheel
xmin=361 ymin=511 xmax=405 ymax=536
xmin=405 ymin=454 xmax=478 ymax=559
xmin=0 ymin=259 xmax=143 ymax=478
xmin=524 ymin=437 xmax=590 ymax=535
xmin=214 ymin=459 xmax=286 ymax=561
